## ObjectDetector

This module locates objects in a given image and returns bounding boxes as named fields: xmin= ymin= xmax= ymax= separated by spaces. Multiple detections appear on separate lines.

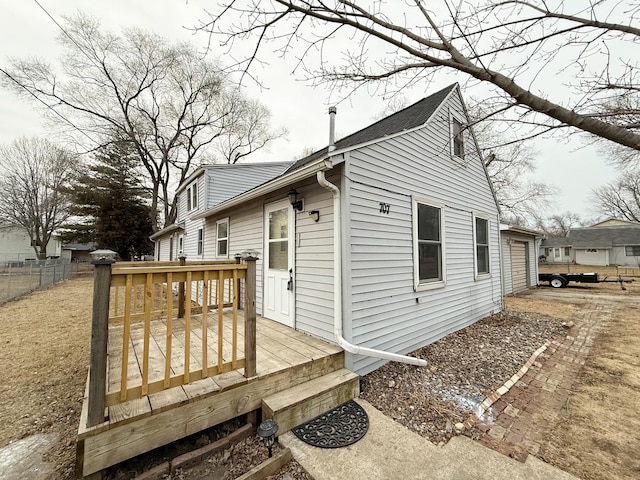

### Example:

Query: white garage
xmin=500 ymin=225 xmax=542 ymax=295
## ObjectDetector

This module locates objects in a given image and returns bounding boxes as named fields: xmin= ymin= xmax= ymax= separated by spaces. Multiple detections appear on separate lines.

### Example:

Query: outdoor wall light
xmin=309 ymin=210 xmax=320 ymax=222
xmin=257 ymin=419 xmax=279 ymax=457
xmin=287 ymin=188 xmax=304 ymax=211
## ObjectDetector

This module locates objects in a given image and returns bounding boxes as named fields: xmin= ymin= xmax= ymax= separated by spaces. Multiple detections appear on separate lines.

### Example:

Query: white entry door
xmin=263 ymin=199 xmax=295 ymax=327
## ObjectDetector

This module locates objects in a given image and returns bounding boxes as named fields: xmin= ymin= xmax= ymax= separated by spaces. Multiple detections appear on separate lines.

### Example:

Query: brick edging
xmin=463 ymin=340 xmax=551 ymax=429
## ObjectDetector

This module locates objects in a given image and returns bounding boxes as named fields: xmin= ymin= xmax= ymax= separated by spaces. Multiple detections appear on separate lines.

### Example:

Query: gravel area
xmin=360 ymin=309 xmax=567 ymax=445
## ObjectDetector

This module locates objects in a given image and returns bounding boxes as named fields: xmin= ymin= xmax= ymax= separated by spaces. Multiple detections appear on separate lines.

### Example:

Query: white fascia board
xmin=191 ymin=158 xmax=333 ymax=220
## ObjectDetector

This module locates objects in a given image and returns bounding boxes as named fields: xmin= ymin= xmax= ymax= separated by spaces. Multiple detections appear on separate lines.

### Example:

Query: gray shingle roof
xmin=542 ymin=226 xmax=640 ymax=248
xmin=285 ymin=83 xmax=457 ymax=173
xmin=540 ymin=237 xmax=571 ymax=247
xmin=569 ymin=226 xmax=640 ymax=248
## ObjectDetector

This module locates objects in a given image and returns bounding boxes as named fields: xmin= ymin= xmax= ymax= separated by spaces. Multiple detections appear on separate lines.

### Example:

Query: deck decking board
xmin=78 ymin=314 xmax=347 ymax=478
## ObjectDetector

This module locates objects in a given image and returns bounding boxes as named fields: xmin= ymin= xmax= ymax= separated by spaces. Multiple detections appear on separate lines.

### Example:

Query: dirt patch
xmin=0 ymin=276 xmax=93 ymax=479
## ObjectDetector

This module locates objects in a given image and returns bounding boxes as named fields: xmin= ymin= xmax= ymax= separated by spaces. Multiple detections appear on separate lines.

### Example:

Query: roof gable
xmin=205 ymin=162 xmax=293 ymax=206
xmin=286 ymin=83 xmax=458 ymax=173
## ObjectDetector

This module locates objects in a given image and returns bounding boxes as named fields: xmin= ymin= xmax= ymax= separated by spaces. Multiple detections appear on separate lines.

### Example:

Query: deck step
xmin=261 ymin=368 xmax=359 ymax=435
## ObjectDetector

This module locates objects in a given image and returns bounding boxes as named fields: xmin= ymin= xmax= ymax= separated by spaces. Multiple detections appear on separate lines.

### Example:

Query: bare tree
xmin=1 ymin=13 xmax=284 ymax=230
xmin=468 ymin=103 xmax=556 ymax=223
xmin=201 ymin=1 xmax=640 ymax=155
xmin=0 ymin=137 xmax=76 ymax=259
xmin=534 ymin=211 xmax=583 ymax=238
xmin=592 ymin=169 xmax=640 ymax=222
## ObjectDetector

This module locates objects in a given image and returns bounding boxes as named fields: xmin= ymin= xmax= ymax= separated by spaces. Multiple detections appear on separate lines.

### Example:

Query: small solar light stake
xmin=257 ymin=419 xmax=279 ymax=458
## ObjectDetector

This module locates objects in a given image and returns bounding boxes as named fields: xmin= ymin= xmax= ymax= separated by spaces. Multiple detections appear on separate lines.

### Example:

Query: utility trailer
xmin=539 ymin=272 xmax=634 ymax=289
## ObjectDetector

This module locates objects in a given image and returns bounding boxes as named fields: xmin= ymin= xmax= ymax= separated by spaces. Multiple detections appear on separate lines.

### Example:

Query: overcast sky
xmin=0 ymin=0 xmax=620 ymax=223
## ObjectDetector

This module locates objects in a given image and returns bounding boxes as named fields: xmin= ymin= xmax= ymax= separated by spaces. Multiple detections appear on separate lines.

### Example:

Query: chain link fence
xmin=0 ymin=259 xmax=80 ymax=304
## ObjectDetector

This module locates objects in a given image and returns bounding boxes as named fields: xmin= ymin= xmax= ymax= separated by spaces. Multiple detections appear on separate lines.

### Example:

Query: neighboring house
xmin=0 ymin=224 xmax=61 ymax=265
xmin=540 ymin=220 xmax=640 ymax=267
xmin=61 ymin=242 xmax=96 ymax=263
xmin=153 ymin=83 xmax=503 ymax=375
xmin=590 ymin=218 xmax=640 ymax=228
xmin=500 ymin=225 xmax=542 ymax=295
xmin=570 ymin=226 xmax=640 ymax=266
xmin=540 ymin=237 xmax=574 ymax=264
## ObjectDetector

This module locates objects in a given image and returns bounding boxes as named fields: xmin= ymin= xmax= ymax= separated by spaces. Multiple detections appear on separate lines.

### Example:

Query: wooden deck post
xmin=87 ymin=251 xmax=116 ymax=428
xmin=244 ymin=255 xmax=258 ymax=378
xmin=178 ymin=255 xmax=186 ymax=318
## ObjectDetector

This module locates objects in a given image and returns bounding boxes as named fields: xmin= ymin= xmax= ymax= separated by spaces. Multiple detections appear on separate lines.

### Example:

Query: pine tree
xmin=62 ymin=142 xmax=154 ymax=260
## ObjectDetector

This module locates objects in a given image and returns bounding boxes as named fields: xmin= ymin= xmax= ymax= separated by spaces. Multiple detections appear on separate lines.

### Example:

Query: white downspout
xmin=317 ymin=170 xmax=427 ymax=367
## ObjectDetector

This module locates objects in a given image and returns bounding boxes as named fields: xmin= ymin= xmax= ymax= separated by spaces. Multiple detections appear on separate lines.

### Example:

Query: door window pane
xmin=268 ymin=208 xmax=288 ymax=269
xmin=269 ymin=209 xmax=288 ymax=239
xmin=269 ymin=241 xmax=288 ymax=270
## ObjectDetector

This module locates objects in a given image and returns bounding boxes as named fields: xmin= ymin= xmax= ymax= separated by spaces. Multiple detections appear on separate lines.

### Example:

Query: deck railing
xmin=86 ymin=256 xmax=257 ymax=428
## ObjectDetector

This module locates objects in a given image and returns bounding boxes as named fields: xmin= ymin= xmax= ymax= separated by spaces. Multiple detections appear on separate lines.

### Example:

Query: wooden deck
xmin=77 ymin=312 xmax=344 ymax=477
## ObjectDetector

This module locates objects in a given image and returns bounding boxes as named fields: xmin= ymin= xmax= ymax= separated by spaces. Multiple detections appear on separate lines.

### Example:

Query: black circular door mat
xmin=291 ymin=400 xmax=369 ymax=448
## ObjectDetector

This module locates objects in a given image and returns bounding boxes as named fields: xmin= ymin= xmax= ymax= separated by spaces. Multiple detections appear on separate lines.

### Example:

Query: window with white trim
xmin=413 ymin=198 xmax=444 ymax=289
xmin=186 ymin=182 xmax=198 ymax=211
xmin=197 ymin=228 xmax=204 ymax=256
xmin=452 ymin=117 xmax=464 ymax=159
xmin=169 ymin=236 xmax=174 ymax=261
xmin=626 ymin=245 xmax=640 ymax=256
xmin=216 ymin=218 xmax=229 ymax=258
xmin=474 ymin=216 xmax=490 ymax=275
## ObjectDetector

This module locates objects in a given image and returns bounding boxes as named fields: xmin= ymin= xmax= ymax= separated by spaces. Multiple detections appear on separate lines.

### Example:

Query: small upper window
xmin=475 ymin=217 xmax=489 ymax=275
xmin=625 ymin=246 xmax=640 ymax=256
xmin=452 ymin=118 xmax=464 ymax=158
xmin=187 ymin=182 xmax=198 ymax=211
xmin=216 ymin=218 xmax=229 ymax=258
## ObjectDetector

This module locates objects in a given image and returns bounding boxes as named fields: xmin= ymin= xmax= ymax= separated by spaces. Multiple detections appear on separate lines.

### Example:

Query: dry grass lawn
xmin=507 ymin=285 xmax=640 ymax=480
xmin=540 ymin=305 xmax=640 ymax=480
xmin=0 ymin=276 xmax=93 ymax=478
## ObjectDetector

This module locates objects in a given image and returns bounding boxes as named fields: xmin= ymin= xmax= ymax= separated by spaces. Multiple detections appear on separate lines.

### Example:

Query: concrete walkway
xmin=280 ymin=399 xmax=578 ymax=480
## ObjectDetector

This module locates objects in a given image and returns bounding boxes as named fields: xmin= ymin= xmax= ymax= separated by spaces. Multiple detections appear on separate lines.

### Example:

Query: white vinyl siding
xmin=293 ymin=183 xmax=335 ymax=342
xmin=345 ymin=89 xmax=501 ymax=375
xmin=226 ymin=201 xmax=264 ymax=313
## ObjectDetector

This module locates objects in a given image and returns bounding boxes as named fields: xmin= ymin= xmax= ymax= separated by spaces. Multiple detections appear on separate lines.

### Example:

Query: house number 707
xmin=379 ymin=202 xmax=390 ymax=214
